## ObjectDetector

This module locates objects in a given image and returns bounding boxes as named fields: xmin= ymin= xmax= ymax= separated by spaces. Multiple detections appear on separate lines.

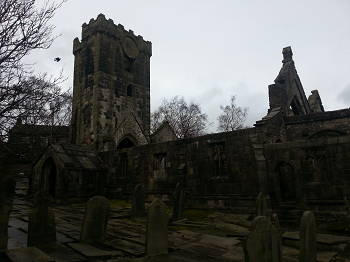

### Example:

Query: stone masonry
xmin=30 ymin=14 xmax=350 ymax=220
xmin=70 ymin=14 xmax=152 ymax=151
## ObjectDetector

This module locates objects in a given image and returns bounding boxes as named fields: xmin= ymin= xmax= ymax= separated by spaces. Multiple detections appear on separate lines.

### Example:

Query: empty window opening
xmin=117 ymin=138 xmax=134 ymax=149
xmin=127 ymin=84 xmax=133 ymax=97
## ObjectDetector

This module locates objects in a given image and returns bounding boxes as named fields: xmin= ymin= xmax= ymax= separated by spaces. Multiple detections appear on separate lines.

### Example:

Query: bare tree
xmin=0 ymin=0 xmax=67 ymax=137
xmin=151 ymin=96 xmax=211 ymax=138
xmin=217 ymin=95 xmax=249 ymax=132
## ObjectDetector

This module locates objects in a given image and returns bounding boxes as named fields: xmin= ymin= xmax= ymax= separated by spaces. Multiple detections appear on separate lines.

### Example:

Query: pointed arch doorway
xmin=41 ymin=157 xmax=57 ymax=197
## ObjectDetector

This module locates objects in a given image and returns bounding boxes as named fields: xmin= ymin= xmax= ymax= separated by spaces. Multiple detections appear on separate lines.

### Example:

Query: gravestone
xmin=27 ymin=189 xmax=56 ymax=246
xmin=271 ymin=214 xmax=282 ymax=262
xmin=171 ymin=183 xmax=185 ymax=222
xmin=131 ymin=184 xmax=145 ymax=220
xmin=80 ymin=196 xmax=110 ymax=244
xmin=344 ymin=197 xmax=350 ymax=217
xmin=242 ymin=216 xmax=272 ymax=262
xmin=0 ymin=176 xmax=16 ymax=250
xmin=256 ymin=192 xmax=266 ymax=217
xmin=299 ymin=211 xmax=317 ymax=262
xmin=146 ymin=198 xmax=168 ymax=256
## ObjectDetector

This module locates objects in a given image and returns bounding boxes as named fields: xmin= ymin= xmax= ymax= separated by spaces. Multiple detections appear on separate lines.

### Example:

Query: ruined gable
xmin=268 ymin=47 xmax=313 ymax=117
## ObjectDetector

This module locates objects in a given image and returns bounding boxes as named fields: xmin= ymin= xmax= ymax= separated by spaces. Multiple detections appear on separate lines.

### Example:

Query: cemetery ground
xmin=2 ymin=177 xmax=350 ymax=262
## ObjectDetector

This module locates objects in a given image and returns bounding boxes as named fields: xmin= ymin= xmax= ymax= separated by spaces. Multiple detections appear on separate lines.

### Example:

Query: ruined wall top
xmin=73 ymin=14 xmax=152 ymax=56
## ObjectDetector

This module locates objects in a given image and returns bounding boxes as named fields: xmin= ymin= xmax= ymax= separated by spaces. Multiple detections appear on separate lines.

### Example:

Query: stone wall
xmin=284 ymin=109 xmax=350 ymax=141
xmin=264 ymin=133 xmax=350 ymax=213
xmin=100 ymin=128 xmax=259 ymax=211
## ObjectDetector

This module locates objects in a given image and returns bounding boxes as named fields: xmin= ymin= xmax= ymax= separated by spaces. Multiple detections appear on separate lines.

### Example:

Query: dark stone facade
xmin=32 ymin=144 xmax=108 ymax=200
xmin=70 ymin=14 xmax=152 ymax=152
xmin=30 ymin=15 xmax=350 ymax=218
xmin=0 ymin=120 xmax=69 ymax=178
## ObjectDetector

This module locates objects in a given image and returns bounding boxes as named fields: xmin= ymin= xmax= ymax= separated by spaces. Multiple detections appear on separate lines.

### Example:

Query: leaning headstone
xmin=27 ymin=189 xmax=56 ymax=246
xmin=80 ymin=196 xmax=110 ymax=244
xmin=0 ymin=176 xmax=16 ymax=250
xmin=131 ymin=184 xmax=146 ymax=221
xmin=256 ymin=192 xmax=267 ymax=217
xmin=242 ymin=216 xmax=272 ymax=262
xmin=146 ymin=198 xmax=168 ymax=256
xmin=171 ymin=183 xmax=185 ymax=222
xmin=299 ymin=211 xmax=317 ymax=262
xmin=271 ymin=214 xmax=282 ymax=262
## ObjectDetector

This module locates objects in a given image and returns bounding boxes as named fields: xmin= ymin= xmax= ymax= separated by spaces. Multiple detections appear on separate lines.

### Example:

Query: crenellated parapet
xmin=73 ymin=13 xmax=152 ymax=57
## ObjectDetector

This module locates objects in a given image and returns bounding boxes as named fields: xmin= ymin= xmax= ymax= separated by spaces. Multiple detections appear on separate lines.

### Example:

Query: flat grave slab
xmin=37 ymin=243 xmax=86 ymax=262
xmin=56 ymin=232 xmax=74 ymax=243
xmin=68 ymin=242 xmax=111 ymax=259
xmin=108 ymin=249 xmax=230 ymax=262
xmin=283 ymin=231 xmax=350 ymax=252
xmin=103 ymin=238 xmax=145 ymax=256
xmin=7 ymin=246 xmax=54 ymax=262
xmin=7 ymin=237 xmax=23 ymax=250
xmin=215 ymin=222 xmax=248 ymax=236
xmin=8 ymin=219 xmax=28 ymax=229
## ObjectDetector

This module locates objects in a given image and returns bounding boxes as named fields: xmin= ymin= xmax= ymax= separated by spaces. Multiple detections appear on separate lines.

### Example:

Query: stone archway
xmin=41 ymin=157 xmax=57 ymax=197
xmin=117 ymin=135 xmax=138 ymax=149
xmin=276 ymin=162 xmax=296 ymax=204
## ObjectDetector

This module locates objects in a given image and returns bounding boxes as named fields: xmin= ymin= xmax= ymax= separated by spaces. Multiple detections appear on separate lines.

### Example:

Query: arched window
xmin=117 ymin=137 xmax=134 ymax=149
xmin=41 ymin=157 xmax=57 ymax=197
xmin=127 ymin=84 xmax=133 ymax=97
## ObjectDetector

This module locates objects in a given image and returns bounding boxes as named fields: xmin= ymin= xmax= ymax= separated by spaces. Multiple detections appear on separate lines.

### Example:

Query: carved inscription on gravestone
xmin=146 ymin=198 xmax=168 ymax=256
xmin=132 ymin=184 xmax=145 ymax=220
xmin=242 ymin=216 xmax=272 ymax=262
xmin=0 ymin=176 xmax=16 ymax=249
xmin=299 ymin=211 xmax=317 ymax=262
xmin=80 ymin=196 xmax=110 ymax=244
xmin=27 ymin=189 xmax=56 ymax=246
xmin=171 ymin=183 xmax=185 ymax=222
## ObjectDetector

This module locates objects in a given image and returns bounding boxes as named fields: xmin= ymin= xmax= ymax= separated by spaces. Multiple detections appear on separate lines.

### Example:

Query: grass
xmin=185 ymin=209 xmax=212 ymax=222
xmin=109 ymin=199 xmax=131 ymax=208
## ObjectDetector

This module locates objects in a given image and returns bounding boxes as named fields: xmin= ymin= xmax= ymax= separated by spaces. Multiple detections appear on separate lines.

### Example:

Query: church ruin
xmin=31 ymin=14 xmax=350 ymax=220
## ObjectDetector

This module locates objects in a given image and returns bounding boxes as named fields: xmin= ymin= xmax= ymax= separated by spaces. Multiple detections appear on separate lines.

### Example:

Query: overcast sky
xmin=26 ymin=0 xmax=350 ymax=132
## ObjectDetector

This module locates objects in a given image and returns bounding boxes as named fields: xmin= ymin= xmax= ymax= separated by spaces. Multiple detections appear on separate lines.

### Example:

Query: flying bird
xmin=54 ymin=57 xmax=61 ymax=62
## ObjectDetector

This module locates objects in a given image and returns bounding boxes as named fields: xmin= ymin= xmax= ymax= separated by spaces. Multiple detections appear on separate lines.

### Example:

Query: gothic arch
xmin=117 ymin=134 xmax=138 ymax=149
xmin=127 ymin=84 xmax=133 ymax=97
xmin=41 ymin=157 xmax=57 ymax=197
xmin=275 ymin=161 xmax=296 ymax=203
xmin=308 ymin=129 xmax=348 ymax=140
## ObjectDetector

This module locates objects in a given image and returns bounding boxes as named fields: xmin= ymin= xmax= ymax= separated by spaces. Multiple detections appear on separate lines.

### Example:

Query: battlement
xmin=73 ymin=14 xmax=152 ymax=56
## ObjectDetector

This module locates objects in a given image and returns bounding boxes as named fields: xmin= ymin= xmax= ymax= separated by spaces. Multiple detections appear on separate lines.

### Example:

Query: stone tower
xmin=70 ymin=14 xmax=152 ymax=151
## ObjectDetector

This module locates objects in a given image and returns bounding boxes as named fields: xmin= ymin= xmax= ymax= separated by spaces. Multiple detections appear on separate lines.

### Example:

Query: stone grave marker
xmin=146 ymin=198 xmax=168 ymax=256
xmin=131 ymin=183 xmax=145 ymax=220
xmin=171 ymin=183 xmax=185 ymax=222
xmin=80 ymin=195 xmax=110 ymax=244
xmin=271 ymin=214 xmax=282 ymax=262
xmin=242 ymin=216 xmax=272 ymax=262
xmin=344 ymin=197 xmax=350 ymax=217
xmin=0 ymin=176 xmax=16 ymax=250
xmin=299 ymin=211 xmax=317 ymax=262
xmin=27 ymin=189 xmax=56 ymax=246
xmin=256 ymin=192 xmax=266 ymax=217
